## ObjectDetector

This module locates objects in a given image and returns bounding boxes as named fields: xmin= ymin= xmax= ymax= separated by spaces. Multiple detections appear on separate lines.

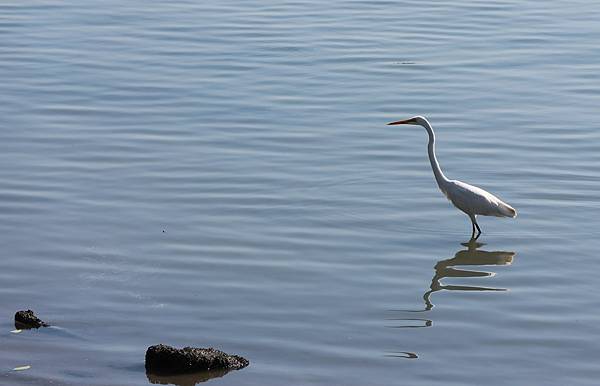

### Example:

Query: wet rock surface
xmin=145 ymin=344 xmax=249 ymax=375
xmin=14 ymin=310 xmax=49 ymax=329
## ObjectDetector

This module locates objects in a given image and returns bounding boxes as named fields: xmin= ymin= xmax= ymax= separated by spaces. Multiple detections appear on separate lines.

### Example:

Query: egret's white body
xmin=388 ymin=116 xmax=516 ymax=240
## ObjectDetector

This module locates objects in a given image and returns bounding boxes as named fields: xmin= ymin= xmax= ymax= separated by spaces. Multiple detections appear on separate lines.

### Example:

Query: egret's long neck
xmin=422 ymin=120 xmax=449 ymax=189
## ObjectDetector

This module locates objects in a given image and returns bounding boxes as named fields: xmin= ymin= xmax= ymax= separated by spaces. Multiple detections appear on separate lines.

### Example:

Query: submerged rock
xmin=145 ymin=344 xmax=249 ymax=375
xmin=14 ymin=310 xmax=49 ymax=329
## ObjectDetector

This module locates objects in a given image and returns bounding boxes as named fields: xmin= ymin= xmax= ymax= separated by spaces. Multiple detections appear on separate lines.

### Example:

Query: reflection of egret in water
xmin=422 ymin=241 xmax=515 ymax=311
xmin=386 ymin=242 xmax=515 ymax=359
xmin=385 ymin=351 xmax=419 ymax=359
xmin=387 ymin=241 xmax=515 ymax=327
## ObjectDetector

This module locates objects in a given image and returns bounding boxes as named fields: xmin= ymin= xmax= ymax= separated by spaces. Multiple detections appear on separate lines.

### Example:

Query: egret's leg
xmin=474 ymin=220 xmax=482 ymax=240
xmin=468 ymin=214 xmax=480 ymax=240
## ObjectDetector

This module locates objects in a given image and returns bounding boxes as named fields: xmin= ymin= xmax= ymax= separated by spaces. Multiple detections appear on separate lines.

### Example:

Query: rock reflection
xmin=147 ymin=368 xmax=231 ymax=386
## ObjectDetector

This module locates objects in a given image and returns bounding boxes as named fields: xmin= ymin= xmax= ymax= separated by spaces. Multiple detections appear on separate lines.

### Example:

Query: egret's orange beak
xmin=387 ymin=118 xmax=416 ymax=125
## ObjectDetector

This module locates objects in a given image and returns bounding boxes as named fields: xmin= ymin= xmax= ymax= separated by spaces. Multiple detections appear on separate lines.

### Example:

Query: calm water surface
xmin=2 ymin=1 xmax=600 ymax=385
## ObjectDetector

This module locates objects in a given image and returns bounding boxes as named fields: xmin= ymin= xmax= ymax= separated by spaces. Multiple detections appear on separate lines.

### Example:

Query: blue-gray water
xmin=2 ymin=1 xmax=600 ymax=385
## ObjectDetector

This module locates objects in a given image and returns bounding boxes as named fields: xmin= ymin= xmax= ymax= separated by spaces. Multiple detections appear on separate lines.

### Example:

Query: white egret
xmin=388 ymin=116 xmax=516 ymax=240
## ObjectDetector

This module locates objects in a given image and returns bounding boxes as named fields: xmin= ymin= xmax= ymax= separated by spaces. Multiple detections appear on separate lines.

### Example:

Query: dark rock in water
xmin=14 ymin=310 xmax=49 ymax=329
xmin=145 ymin=344 xmax=249 ymax=375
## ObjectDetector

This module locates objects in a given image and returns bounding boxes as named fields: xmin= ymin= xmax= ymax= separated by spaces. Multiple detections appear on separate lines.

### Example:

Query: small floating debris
xmin=145 ymin=344 xmax=249 ymax=375
xmin=13 ymin=365 xmax=31 ymax=371
xmin=14 ymin=310 xmax=49 ymax=329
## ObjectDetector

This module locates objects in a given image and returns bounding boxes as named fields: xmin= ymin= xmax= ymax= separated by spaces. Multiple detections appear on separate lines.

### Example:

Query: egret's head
xmin=387 ymin=116 xmax=428 ymax=126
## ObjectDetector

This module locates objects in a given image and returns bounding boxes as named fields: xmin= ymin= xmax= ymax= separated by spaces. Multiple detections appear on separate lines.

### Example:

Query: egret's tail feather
xmin=499 ymin=202 xmax=517 ymax=218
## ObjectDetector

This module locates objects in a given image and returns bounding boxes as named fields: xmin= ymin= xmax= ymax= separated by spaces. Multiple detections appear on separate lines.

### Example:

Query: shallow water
xmin=2 ymin=1 xmax=600 ymax=385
